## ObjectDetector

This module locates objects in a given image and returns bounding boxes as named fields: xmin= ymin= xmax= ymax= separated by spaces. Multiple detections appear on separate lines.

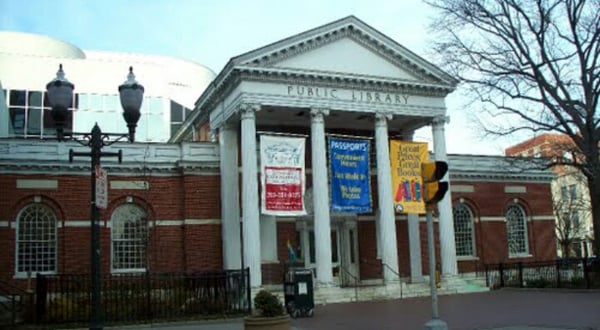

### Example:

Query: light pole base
xmin=424 ymin=318 xmax=448 ymax=330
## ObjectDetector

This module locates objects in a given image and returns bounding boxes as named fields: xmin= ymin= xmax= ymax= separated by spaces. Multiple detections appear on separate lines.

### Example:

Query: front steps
xmin=259 ymin=274 xmax=489 ymax=306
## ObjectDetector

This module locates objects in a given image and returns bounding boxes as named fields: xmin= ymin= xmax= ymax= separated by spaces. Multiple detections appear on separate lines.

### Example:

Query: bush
xmin=525 ymin=278 xmax=550 ymax=288
xmin=253 ymin=290 xmax=284 ymax=317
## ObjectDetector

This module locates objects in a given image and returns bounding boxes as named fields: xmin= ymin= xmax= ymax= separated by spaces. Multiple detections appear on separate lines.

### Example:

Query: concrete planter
xmin=243 ymin=314 xmax=291 ymax=330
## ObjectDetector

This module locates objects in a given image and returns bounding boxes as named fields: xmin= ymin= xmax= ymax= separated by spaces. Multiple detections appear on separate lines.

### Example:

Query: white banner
xmin=260 ymin=135 xmax=306 ymax=216
xmin=95 ymin=165 xmax=108 ymax=209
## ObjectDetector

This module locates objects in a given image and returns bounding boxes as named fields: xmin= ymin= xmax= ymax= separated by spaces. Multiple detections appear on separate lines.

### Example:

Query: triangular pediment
xmin=269 ymin=37 xmax=418 ymax=81
xmin=229 ymin=16 xmax=457 ymax=87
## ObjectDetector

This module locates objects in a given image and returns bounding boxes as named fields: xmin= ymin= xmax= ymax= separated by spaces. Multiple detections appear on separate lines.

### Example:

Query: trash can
xmin=283 ymin=268 xmax=314 ymax=318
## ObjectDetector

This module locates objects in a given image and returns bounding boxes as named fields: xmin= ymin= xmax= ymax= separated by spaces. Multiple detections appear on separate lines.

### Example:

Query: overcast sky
xmin=0 ymin=0 xmax=520 ymax=155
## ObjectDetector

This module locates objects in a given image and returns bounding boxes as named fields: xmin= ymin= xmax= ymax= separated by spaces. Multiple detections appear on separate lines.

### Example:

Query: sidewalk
xmin=65 ymin=290 xmax=600 ymax=330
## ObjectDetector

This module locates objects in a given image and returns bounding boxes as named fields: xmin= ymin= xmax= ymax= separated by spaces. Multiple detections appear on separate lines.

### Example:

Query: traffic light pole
xmin=424 ymin=209 xmax=448 ymax=330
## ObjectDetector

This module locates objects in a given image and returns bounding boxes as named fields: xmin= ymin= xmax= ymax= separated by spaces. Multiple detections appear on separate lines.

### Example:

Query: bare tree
xmin=425 ymin=0 xmax=600 ymax=254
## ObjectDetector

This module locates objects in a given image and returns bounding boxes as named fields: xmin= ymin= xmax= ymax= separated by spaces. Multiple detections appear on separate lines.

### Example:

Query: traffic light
xmin=421 ymin=161 xmax=449 ymax=208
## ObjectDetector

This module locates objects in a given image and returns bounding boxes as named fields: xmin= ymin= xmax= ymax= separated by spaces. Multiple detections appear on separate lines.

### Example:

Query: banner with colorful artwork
xmin=329 ymin=137 xmax=372 ymax=213
xmin=260 ymin=135 xmax=306 ymax=216
xmin=389 ymin=141 xmax=428 ymax=214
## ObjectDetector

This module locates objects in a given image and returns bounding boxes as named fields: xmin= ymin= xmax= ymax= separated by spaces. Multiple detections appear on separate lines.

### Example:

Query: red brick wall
xmin=0 ymin=172 xmax=223 ymax=288
xmin=453 ymin=179 xmax=557 ymax=271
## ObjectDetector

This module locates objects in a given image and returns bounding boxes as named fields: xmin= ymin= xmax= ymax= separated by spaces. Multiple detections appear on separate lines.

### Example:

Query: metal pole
xmin=424 ymin=209 xmax=448 ymax=330
xmin=90 ymin=124 xmax=103 ymax=330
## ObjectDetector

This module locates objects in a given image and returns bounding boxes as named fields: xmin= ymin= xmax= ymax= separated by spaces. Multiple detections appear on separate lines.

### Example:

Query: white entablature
xmin=171 ymin=16 xmax=458 ymax=142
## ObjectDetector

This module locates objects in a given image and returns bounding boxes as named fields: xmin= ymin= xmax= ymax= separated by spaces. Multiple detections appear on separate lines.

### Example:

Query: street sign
xmin=95 ymin=165 xmax=107 ymax=209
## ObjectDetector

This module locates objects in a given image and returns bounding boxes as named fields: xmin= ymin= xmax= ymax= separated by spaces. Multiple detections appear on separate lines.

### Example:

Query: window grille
xmin=111 ymin=204 xmax=148 ymax=271
xmin=453 ymin=203 xmax=475 ymax=257
xmin=16 ymin=204 xmax=57 ymax=275
xmin=506 ymin=204 xmax=528 ymax=255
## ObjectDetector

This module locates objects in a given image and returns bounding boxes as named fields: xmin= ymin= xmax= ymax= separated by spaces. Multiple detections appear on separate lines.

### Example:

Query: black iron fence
xmin=485 ymin=258 xmax=600 ymax=289
xmin=35 ymin=269 xmax=251 ymax=325
xmin=0 ymin=279 xmax=34 ymax=327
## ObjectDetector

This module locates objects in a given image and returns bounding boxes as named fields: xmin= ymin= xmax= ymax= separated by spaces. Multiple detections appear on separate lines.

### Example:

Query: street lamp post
xmin=46 ymin=64 xmax=144 ymax=330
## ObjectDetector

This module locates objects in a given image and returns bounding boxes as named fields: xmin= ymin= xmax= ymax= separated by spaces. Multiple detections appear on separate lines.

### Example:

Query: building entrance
xmin=297 ymin=215 xmax=359 ymax=286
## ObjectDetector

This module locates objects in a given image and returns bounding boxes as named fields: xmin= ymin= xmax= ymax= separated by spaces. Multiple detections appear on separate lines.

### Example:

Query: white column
xmin=375 ymin=112 xmax=399 ymax=282
xmin=219 ymin=123 xmax=241 ymax=270
xmin=403 ymin=131 xmax=424 ymax=283
xmin=240 ymin=103 xmax=262 ymax=287
xmin=432 ymin=116 xmax=458 ymax=276
xmin=311 ymin=108 xmax=333 ymax=285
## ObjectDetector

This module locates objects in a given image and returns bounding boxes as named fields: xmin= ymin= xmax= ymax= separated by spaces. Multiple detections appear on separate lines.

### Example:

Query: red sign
xmin=264 ymin=166 xmax=303 ymax=211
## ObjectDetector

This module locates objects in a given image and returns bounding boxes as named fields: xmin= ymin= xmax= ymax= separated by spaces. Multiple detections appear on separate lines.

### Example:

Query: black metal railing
xmin=35 ymin=269 xmax=250 ymax=325
xmin=0 ymin=279 xmax=34 ymax=327
xmin=485 ymin=258 xmax=600 ymax=289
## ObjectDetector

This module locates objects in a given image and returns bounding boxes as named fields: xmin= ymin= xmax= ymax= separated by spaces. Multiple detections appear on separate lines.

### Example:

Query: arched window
xmin=111 ymin=204 xmax=148 ymax=272
xmin=506 ymin=204 xmax=529 ymax=256
xmin=16 ymin=203 xmax=57 ymax=275
xmin=453 ymin=203 xmax=475 ymax=257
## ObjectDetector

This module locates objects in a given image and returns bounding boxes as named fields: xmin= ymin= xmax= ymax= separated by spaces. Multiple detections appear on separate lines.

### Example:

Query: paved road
xmin=89 ymin=290 xmax=600 ymax=330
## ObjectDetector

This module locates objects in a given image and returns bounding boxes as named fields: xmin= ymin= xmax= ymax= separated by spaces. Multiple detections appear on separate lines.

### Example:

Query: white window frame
xmin=15 ymin=203 xmax=58 ymax=278
xmin=110 ymin=204 xmax=148 ymax=273
xmin=506 ymin=204 xmax=529 ymax=257
xmin=453 ymin=203 xmax=476 ymax=258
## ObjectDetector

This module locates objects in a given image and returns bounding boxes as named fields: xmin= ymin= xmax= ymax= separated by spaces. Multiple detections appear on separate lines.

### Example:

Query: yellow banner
xmin=389 ymin=141 xmax=428 ymax=214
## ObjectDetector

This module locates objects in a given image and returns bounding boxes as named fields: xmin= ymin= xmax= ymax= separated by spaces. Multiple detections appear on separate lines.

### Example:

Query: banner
xmin=389 ymin=141 xmax=428 ymax=214
xmin=260 ymin=135 xmax=306 ymax=216
xmin=329 ymin=137 xmax=372 ymax=213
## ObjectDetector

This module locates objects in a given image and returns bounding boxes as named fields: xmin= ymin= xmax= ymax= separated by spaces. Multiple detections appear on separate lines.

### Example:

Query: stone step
xmin=259 ymin=275 xmax=490 ymax=306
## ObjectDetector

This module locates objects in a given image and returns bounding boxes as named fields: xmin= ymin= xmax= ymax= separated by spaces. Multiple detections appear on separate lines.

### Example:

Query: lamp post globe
xmin=46 ymin=64 xmax=74 ymax=140
xmin=118 ymin=66 xmax=144 ymax=142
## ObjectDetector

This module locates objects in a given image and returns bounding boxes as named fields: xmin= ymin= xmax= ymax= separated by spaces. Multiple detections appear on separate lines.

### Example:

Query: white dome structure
xmin=0 ymin=31 xmax=215 ymax=142
xmin=0 ymin=31 xmax=86 ymax=59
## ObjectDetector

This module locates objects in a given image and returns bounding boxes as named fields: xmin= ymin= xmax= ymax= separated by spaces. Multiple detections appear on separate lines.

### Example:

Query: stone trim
xmin=452 ymin=185 xmax=474 ymax=193
xmin=480 ymin=216 xmax=506 ymax=222
xmin=505 ymin=186 xmax=527 ymax=193
xmin=16 ymin=179 xmax=58 ymax=189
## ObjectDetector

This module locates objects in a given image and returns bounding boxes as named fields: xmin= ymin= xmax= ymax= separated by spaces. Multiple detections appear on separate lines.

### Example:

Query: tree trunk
xmin=588 ymin=177 xmax=600 ymax=256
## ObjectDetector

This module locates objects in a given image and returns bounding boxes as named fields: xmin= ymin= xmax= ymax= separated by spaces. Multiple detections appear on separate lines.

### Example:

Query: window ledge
xmin=14 ymin=272 xmax=55 ymax=280
xmin=111 ymin=269 xmax=147 ymax=274
xmin=457 ymin=256 xmax=479 ymax=261
xmin=508 ymin=254 xmax=533 ymax=259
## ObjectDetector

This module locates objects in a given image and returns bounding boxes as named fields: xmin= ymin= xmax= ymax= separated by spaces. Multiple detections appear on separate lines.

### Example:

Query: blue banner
xmin=329 ymin=137 xmax=372 ymax=213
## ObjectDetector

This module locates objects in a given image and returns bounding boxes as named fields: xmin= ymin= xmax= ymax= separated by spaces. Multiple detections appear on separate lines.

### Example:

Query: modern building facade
xmin=0 ymin=31 xmax=216 ymax=142
xmin=0 ymin=17 xmax=557 ymax=296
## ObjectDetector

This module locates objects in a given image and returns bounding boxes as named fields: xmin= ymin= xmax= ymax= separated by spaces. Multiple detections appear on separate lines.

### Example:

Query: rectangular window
xmin=569 ymin=184 xmax=577 ymax=200
xmin=10 ymin=90 xmax=26 ymax=106
xmin=27 ymin=108 xmax=42 ymax=135
xmin=561 ymin=186 xmax=568 ymax=200
xmin=10 ymin=107 xmax=25 ymax=134
xmin=170 ymin=100 xmax=183 ymax=122
xmin=149 ymin=97 xmax=163 ymax=114
xmin=28 ymin=91 xmax=43 ymax=107
xmin=89 ymin=94 xmax=102 ymax=110
xmin=78 ymin=93 xmax=89 ymax=110
xmin=104 ymin=94 xmax=118 ymax=112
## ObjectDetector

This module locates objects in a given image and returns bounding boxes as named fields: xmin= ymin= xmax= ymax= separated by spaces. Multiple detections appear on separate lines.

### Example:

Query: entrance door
xmin=298 ymin=216 xmax=359 ymax=286
xmin=338 ymin=218 xmax=359 ymax=287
